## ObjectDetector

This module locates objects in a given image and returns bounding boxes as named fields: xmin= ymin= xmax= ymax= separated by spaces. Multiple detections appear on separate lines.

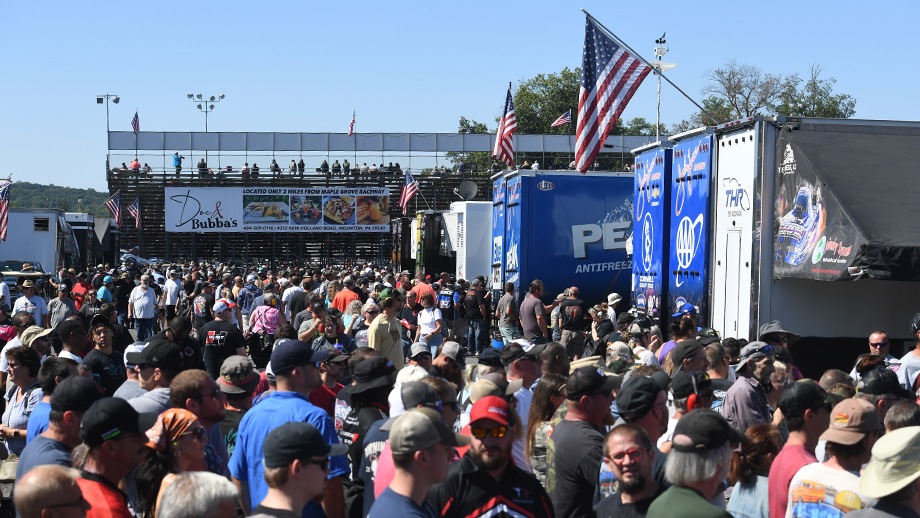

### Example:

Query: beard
xmin=471 ymin=443 xmax=509 ymax=472
xmin=619 ymin=472 xmax=647 ymax=495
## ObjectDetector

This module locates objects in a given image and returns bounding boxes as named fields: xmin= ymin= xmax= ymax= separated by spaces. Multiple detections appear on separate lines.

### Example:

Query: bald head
xmin=14 ymin=465 xmax=86 ymax=518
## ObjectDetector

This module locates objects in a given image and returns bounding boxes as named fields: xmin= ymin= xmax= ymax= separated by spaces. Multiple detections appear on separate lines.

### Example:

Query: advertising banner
xmin=632 ymin=147 xmax=671 ymax=316
xmin=668 ymin=135 xmax=712 ymax=319
xmin=164 ymin=187 xmax=390 ymax=233
xmin=504 ymin=176 xmax=522 ymax=297
xmin=773 ymin=134 xmax=862 ymax=280
xmin=491 ymin=178 xmax=506 ymax=291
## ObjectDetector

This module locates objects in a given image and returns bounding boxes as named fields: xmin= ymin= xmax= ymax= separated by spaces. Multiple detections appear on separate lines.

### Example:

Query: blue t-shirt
xmin=16 ymin=435 xmax=71 ymax=479
xmin=369 ymin=488 xmax=437 ymax=518
xmin=229 ymin=391 xmax=348 ymax=518
xmin=26 ymin=401 xmax=51 ymax=444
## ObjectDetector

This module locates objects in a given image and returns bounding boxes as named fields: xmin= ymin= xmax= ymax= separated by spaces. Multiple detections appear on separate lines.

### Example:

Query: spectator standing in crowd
xmin=97 ymin=276 xmax=114 ymax=304
xmin=849 ymin=425 xmax=920 ymax=518
xmin=114 ymin=342 xmax=148 ymax=400
xmin=855 ymin=364 xmax=912 ymax=424
xmin=850 ymin=330 xmax=900 ymax=381
xmin=191 ymin=283 xmax=216 ymax=335
xmin=415 ymin=294 xmax=443 ymax=357
xmin=436 ymin=277 xmax=458 ymax=340
xmin=430 ymin=395 xmax=552 ymax=517
xmin=309 ymin=350 xmax=348 ymax=418
xmin=757 ymin=320 xmax=802 ymax=380
xmin=722 ymin=341 xmax=775 ymax=432
xmin=47 ymin=285 xmax=76 ymax=329
xmin=495 ymin=282 xmax=520 ymax=345
xmin=254 ymin=422 xmax=347 ymax=518
xmin=704 ymin=342 xmax=734 ymax=412
xmin=126 ymin=341 xmax=184 ymax=419
xmin=667 ymin=338 xmax=708 ymax=376
xmin=595 ymin=424 xmax=665 ymax=517
xmin=463 ymin=280 xmax=488 ymax=354
xmin=406 ymin=342 xmax=433 ymax=373
xmin=525 ymin=373 xmax=566 ymax=486
xmin=501 ymin=339 xmax=545 ymax=472
xmin=369 ymin=408 xmax=467 ymax=517
xmin=725 ymin=423 xmax=783 ymax=518
xmin=113 ymin=273 xmax=134 ymax=328
xmin=200 ymin=298 xmax=246 ymax=379
xmin=520 ymin=280 xmax=550 ymax=345
xmin=332 ymin=277 xmax=361 ymax=313
xmin=55 ymin=318 xmax=87 ymax=364
xmin=83 ymin=314 xmax=127 ymax=397
xmin=659 ymin=371 xmax=714 ymax=453
xmin=2 ymin=347 xmax=43 ymax=456
xmin=77 ymin=397 xmax=144 ymax=517
xmin=547 ymin=366 xmax=617 ymax=517
xmin=155 ymin=472 xmax=238 ymax=518
xmin=898 ymin=314 xmax=920 ymax=392
xmin=884 ymin=399 xmax=920 ymax=432
xmin=368 ymin=296 xmax=404 ymax=370
xmin=25 ymin=356 xmax=74 ymax=442
xmin=236 ymin=274 xmax=262 ymax=332
xmin=169 ymin=370 xmax=230 ymax=477
xmin=173 ymin=152 xmax=184 ymax=174
xmin=13 ymin=280 xmax=48 ymax=328
xmin=559 ymin=286 xmax=589 ymax=359
xmin=786 ymin=398 xmax=882 ymax=517
xmin=216 ymin=355 xmax=259 ymax=459
xmin=14 ymin=465 xmax=90 ymax=517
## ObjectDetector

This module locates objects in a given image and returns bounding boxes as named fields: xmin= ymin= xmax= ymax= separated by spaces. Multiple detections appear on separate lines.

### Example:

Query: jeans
xmin=117 ymin=311 xmax=127 ymax=327
xmin=467 ymin=318 xmax=484 ymax=353
xmin=499 ymin=326 xmax=520 ymax=345
xmin=136 ymin=317 xmax=154 ymax=341
xmin=423 ymin=334 xmax=443 ymax=357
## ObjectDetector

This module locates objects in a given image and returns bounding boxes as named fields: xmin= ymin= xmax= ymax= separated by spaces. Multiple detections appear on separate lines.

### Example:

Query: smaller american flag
xmin=105 ymin=191 xmax=122 ymax=227
xmin=0 ymin=180 xmax=10 ymax=242
xmin=348 ymin=111 xmax=355 ymax=137
xmin=131 ymin=112 xmax=139 ymax=135
xmin=551 ymin=110 xmax=572 ymax=127
xmin=126 ymin=197 xmax=141 ymax=229
xmin=398 ymin=170 xmax=419 ymax=215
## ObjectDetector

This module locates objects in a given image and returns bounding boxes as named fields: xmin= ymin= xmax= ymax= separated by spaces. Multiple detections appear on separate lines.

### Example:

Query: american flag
xmin=348 ymin=111 xmax=355 ymax=137
xmin=551 ymin=109 xmax=572 ymax=127
xmin=126 ymin=197 xmax=141 ymax=229
xmin=491 ymin=84 xmax=518 ymax=168
xmin=574 ymin=16 xmax=652 ymax=173
xmin=398 ymin=170 xmax=419 ymax=215
xmin=131 ymin=112 xmax=139 ymax=135
xmin=0 ymin=180 xmax=10 ymax=242
xmin=105 ymin=191 xmax=122 ymax=227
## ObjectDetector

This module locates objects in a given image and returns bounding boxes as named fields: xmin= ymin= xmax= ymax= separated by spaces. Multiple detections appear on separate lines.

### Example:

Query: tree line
xmin=9 ymin=182 xmax=111 ymax=217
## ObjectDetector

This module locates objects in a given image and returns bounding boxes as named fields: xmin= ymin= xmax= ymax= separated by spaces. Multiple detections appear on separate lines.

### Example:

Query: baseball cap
xmin=388 ymin=407 xmax=470 ymax=456
xmin=820 ymin=398 xmax=882 ymax=445
xmin=399 ymin=381 xmax=441 ymax=411
xmin=326 ymin=350 xmax=349 ymax=363
xmin=262 ymin=422 xmax=347 ymax=468
xmin=778 ymin=379 xmax=836 ymax=419
xmin=566 ymin=366 xmax=620 ymax=400
xmin=439 ymin=341 xmax=464 ymax=363
xmin=569 ymin=356 xmax=606 ymax=372
xmin=858 ymin=366 xmax=913 ymax=399
xmin=478 ymin=348 xmax=504 ymax=368
xmin=51 ymin=376 xmax=103 ymax=413
xmin=123 ymin=342 xmax=147 ymax=370
xmin=409 ymin=342 xmax=431 ymax=359
xmin=469 ymin=373 xmax=522 ymax=403
xmin=629 ymin=316 xmax=652 ymax=336
xmin=246 ymin=274 xmax=257 ymax=283
xmin=616 ymin=312 xmax=636 ymax=328
xmin=617 ymin=371 xmax=670 ymax=421
xmin=212 ymin=298 xmax=236 ymax=313
xmin=670 ymin=339 xmax=704 ymax=373
xmin=671 ymin=301 xmax=696 ymax=318
xmin=270 ymin=340 xmax=329 ymax=375
xmin=394 ymin=365 xmax=431 ymax=386
xmin=671 ymin=409 xmax=744 ymax=453
xmin=89 ymin=313 xmax=113 ymax=330
xmin=501 ymin=339 xmax=546 ymax=366
xmin=20 ymin=326 xmax=53 ymax=347
xmin=103 ymin=275 xmax=114 ymax=284
xmin=470 ymin=395 xmax=511 ymax=426
xmin=734 ymin=341 xmax=776 ymax=372
xmin=80 ymin=397 xmax=141 ymax=448
xmin=696 ymin=328 xmax=721 ymax=345
xmin=860 ymin=426 xmax=920 ymax=498
xmin=218 ymin=356 xmax=260 ymax=395
xmin=125 ymin=341 xmax=184 ymax=372
xmin=670 ymin=371 xmax=713 ymax=400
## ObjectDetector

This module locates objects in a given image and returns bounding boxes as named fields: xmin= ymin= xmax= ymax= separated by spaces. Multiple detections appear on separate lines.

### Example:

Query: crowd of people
xmin=1 ymin=260 xmax=920 ymax=517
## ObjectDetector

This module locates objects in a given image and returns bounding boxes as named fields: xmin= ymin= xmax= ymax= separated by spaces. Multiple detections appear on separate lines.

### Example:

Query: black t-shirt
xmin=84 ymin=348 xmax=127 ymax=397
xmin=396 ymin=305 xmax=419 ymax=341
xmin=548 ymin=419 xmax=605 ymax=518
xmin=595 ymin=319 xmax=616 ymax=342
xmin=144 ymin=332 xmax=206 ymax=371
xmin=199 ymin=319 xmax=245 ymax=379
xmin=114 ymin=280 xmax=134 ymax=309
xmin=193 ymin=292 xmax=215 ymax=330
xmin=219 ymin=406 xmax=246 ymax=459
xmin=560 ymin=298 xmax=589 ymax=330
xmin=463 ymin=290 xmax=485 ymax=320
xmin=595 ymin=484 xmax=667 ymax=518
xmin=252 ymin=504 xmax=300 ymax=518
xmin=710 ymin=377 xmax=734 ymax=412
xmin=340 ymin=406 xmax=388 ymax=484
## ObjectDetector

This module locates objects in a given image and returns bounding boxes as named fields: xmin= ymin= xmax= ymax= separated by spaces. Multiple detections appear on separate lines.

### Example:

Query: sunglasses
xmin=869 ymin=342 xmax=889 ymax=348
xmin=470 ymin=425 xmax=508 ymax=439
xmin=303 ymin=457 xmax=330 ymax=471
xmin=607 ymin=447 xmax=645 ymax=463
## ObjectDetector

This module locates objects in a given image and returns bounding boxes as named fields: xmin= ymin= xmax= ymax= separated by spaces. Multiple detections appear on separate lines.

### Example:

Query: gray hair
xmin=663 ymin=443 xmax=731 ymax=487
xmin=362 ymin=302 xmax=379 ymax=314
xmin=157 ymin=472 xmax=239 ymax=518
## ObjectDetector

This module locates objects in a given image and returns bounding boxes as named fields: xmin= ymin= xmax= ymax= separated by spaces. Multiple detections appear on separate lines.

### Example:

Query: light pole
xmin=97 ymin=94 xmax=120 ymax=169
xmin=187 ymin=93 xmax=225 ymax=132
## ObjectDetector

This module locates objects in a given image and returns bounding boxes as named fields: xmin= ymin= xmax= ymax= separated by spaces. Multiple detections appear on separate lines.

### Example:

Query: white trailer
xmin=0 ymin=209 xmax=71 ymax=273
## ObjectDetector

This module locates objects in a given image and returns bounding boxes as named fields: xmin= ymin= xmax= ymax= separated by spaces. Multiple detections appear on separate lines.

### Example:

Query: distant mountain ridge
xmin=9 ymin=181 xmax=110 ymax=217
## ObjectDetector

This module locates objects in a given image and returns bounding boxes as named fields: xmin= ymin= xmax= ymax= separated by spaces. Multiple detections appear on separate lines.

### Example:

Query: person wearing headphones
xmin=658 ymin=370 xmax=714 ymax=454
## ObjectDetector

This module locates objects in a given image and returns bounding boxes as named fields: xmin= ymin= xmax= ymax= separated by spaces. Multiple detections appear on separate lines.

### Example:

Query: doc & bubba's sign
xmin=164 ymin=187 xmax=391 ymax=233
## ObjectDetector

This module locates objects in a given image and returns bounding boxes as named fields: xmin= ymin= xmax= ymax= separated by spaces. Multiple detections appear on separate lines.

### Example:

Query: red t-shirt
xmin=309 ymin=382 xmax=344 ymax=418
xmin=768 ymin=443 xmax=817 ymax=518
xmin=78 ymin=472 xmax=132 ymax=518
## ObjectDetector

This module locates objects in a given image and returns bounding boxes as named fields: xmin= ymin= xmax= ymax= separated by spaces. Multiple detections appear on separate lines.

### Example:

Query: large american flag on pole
xmin=348 ymin=111 xmax=355 ymax=137
xmin=0 ymin=180 xmax=10 ymax=242
xmin=398 ymin=170 xmax=419 ymax=215
xmin=491 ymin=84 xmax=518 ymax=168
xmin=105 ymin=191 xmax=122 ymax=227
xmin=126 ymin=197 xmax=141 ymax=229
xmin=131 ymin=112 xmax=139 ymax=135
xmin=574 ymin=16 xmax=652 ymax=173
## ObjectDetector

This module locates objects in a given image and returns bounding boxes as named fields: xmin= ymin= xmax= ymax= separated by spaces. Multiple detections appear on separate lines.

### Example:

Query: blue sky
xmin=2 ymin=1 xmax=918 ymax=192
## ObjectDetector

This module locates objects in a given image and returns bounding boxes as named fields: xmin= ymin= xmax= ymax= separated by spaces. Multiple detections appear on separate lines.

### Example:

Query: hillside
xmin=9 ymin=181 xmax=110 ymax=217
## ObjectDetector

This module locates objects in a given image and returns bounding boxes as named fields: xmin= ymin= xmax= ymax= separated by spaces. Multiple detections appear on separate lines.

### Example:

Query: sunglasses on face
xmin=303 ymin=457 xmax=330 ymax=471
xmin=470 ymin=425 xmax=508 ymax=439
xmin=607 ymin=447 xmax=645 ymax=463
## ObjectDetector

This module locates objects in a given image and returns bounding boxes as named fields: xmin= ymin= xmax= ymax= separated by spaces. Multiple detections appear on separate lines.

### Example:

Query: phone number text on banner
xmin=164 ymin=187 xmax=391 ymax=233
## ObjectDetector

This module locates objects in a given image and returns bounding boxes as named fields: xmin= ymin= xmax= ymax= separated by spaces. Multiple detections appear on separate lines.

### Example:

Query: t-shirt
xmin=897 ymin=350 xmax=920 ymax=391
xmin=722 ymin=375 xmax=771 ymax=433
xmin=193 ymin=292 xmax=215 ymax=330
xmin=16 ymin=435 xmax=72 ymax=479
xmin=219 ymin=405 xmax=246 ymax=459
xmin=26 ymin=400 xmax=52 ymax=443
xmin=113 ymin=379 xmax=146 ymax=401
xmin=647 ymin=485 xmax=731 ymax=518
xmin=595 ymin=484 xmax=666 ymax=518
xmin=367 ymin=314 xmax=404 ymax=369
xmin=83 ymin=349 xmax=127 ymax=397
xmin=786 ymin=462 xmax=876 ymax=517
xmin=48 ymin=297 xmax=77 ymax=329
xmin=520 ymin=295 xmax=547 ymax=341
xmin=496 ymin=292 xmax=519 ymax=329
xmin=369 ymin=487 xmax=437 ymax=518
xmin=463 ymin=289 xmax=486 ymax=320
xmin=252 ymin=505 xmax=302 ymax=518
xmin=709 ymin=377 xmax=734 ymax=413
xmin=359 ymin=418 xmax=390 ymax=516
xmin=768 ymin=443 xmax=817 ymax=518
xmin=78 ymin=471 xmax=133 ymax=518
xmin=200 ymin=319 xmax=246 ymax=378
xmin=309 ymin=383 xmax=344 ymax=418
xmin=396 ymin=305 xmax=419 ymax=341
xmin=340 ymin=406 xmax=388 ymax=484
xmin=559 ymin=298 xmax=588 ymax=331
xmin=547 ymin=419 xmax=605 ymax=517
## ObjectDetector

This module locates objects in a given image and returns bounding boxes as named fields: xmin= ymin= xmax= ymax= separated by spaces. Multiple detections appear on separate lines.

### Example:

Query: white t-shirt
xmin=58 ymin=350 xmax=83 ymax=364
xmin=164 ymin=279 xmax=181 ymax=306
xmin=128 ymin=286 xmax=158 ymax=319
xmin=281 ymin=286 xmax=304 ymax=319
xmin=417 ymin=307 xmax=442 ymax=337
xmin=511 ymin=384 xmax=533 ymax=473
xmin=786 ymin=462 xmax=875 ymax=517
xmin=0 ymin=338 xmax=22 ymax=371
xmin=0 ymin=283 xmax=10 ymax=307
xmin=13 ymin=295 xmax=47 ymax=324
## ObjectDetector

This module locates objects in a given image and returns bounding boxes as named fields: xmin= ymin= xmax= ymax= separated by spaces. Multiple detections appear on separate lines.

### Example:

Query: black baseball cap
xmin=671 ymin=339 xmax=704 ymax=373
xmin=616 ymin=312 xmax=636 ymax=328
xmin=696 ymin=328 xmax=721 ymax=346
xmin=858 ymin=366 xmax=912 ymax=399
xmin=126 ymin=341 xmax=184 ymax=372
xmin=80 ymin=397 xmax=141 ymax=448
xmin=670 ymin=371 xmax=713 ymax=400
xmin=262 ymin=422 xmax=346 ymax=468
xmin=339 ymin=357 xmax=396 ymax=397
xmin=672 ymin=409 xmax=744 ymax=453
xmin=501 ymin=339 xmax=546 ymax=366
xmin=778 ymin=379 xmax=837 ymax=419
xmin=478 ymin=347 xmax=504 ymax=368
xmin=270 ymin=340 xmax=329 ymax=375
xmin=51 ymin=376 xmax=103 ymax=413
xmin=617 ymin=371 xmax=670 ymax=421
xmin=566 ymin=366 xmax=620 ymax=400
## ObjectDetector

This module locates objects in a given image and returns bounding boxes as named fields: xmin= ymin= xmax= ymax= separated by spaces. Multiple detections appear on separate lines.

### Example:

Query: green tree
xmin=444 ymin=117 xmax=493 ymax=174
xmin=775 ymin=65 xmax=856 ymax=118
xmin=513 ymin=68 xmax=581 ymax=135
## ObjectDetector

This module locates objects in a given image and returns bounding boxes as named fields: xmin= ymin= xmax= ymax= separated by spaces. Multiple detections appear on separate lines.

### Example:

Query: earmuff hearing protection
xmin=687 ymin=373 xmax=700 ymax=411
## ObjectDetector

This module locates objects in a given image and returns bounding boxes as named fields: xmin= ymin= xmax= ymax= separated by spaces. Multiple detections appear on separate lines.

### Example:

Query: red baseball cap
xmin=470 ymin=395 xmax=510 ymax=426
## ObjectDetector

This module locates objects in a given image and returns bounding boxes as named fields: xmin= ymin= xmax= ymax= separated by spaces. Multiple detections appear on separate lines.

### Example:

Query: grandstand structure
xmin=106 ymin=131 xmax=657 ymax=267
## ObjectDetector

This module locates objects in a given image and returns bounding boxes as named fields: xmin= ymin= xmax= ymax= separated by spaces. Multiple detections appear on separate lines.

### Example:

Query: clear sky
xmin=2 ymin=1 xmax=917 ymax=192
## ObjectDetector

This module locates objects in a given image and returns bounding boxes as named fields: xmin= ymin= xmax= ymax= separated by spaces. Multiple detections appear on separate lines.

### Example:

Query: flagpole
xmin=581 ymin=10 xmax=717 ymax=124
xmin=352 ymin=111 xmax=357 ymax=171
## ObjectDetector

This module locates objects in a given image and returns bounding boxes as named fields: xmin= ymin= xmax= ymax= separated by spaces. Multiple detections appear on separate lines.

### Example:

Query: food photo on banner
xmin=164 ymin=187 xmax=390 ymax=233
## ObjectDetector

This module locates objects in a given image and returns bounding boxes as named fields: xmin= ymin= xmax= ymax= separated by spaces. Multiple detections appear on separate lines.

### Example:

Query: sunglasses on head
xmin=470 ymin=425 xmax=508 ymax=439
